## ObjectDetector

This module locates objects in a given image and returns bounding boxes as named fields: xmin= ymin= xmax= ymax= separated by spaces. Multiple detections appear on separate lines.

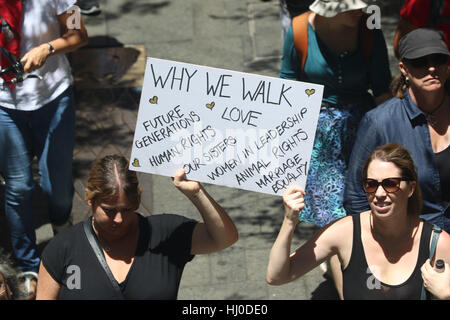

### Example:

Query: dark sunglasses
xmin=404 ymin=54 xmax=448 ymax=68
xmin=362 ymin=177 xmax=411 ymax=194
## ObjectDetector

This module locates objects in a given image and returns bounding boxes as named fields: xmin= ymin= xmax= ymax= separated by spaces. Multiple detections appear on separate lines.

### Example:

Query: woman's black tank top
xmin=342 ymin=214 xmax=432 ymax=300
xmin=435 ymin=145 xmax=450 ymax=201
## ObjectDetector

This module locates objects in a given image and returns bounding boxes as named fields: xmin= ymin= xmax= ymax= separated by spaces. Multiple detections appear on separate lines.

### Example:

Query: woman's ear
xmin=399 ymin=61 xmax=408 ymax=78
xmin=408 ymin=180 xmax=416 ymax=198
xmin=85 ymin=188 xmax=92 ymax=207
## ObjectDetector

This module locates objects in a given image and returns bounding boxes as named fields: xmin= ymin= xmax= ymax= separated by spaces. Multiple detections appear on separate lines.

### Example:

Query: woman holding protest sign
xmin=267 ymin=143 xmax=450 ymax=300
xmin=36 ymin=155 xmax=238 ymax=299
xmin=279 ymin=0 xmax=392 ymax=227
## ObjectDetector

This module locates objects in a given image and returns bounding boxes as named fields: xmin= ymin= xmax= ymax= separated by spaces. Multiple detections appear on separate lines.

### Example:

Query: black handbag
xmin=83 ymin=218 xmax=125 ymax=299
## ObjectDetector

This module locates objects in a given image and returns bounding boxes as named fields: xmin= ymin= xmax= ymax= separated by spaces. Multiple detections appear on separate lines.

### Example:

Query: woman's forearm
xmin=266 ymin=217 xmax=297 ymax=285
xmin=189 ymin=187 xmax=238 ymax=252
xmin=48 ymin=29 xmax=88 ymax=56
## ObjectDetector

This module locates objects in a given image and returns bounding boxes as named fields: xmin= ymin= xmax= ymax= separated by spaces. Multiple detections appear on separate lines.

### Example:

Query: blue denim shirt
xmin=344 ymin=91 xmax=450 ymax=232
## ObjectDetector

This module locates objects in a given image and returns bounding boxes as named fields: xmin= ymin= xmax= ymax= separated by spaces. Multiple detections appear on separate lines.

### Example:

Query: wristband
xmin=47 ymin=42 xmax=55 ymax=55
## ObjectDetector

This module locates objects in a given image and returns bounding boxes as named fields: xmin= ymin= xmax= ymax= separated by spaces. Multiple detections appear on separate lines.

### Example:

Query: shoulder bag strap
xmin=83 ymin=218 xmax=124 ymax=299
xmin=292 ymin=11 xmax=311 ymax=77
xmin=420 ymin=224 xmax=442 ymax=300
xmin=429 ymin=225 xmax=442 ymax=260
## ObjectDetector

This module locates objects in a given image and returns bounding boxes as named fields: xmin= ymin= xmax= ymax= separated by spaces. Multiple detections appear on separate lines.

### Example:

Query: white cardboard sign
xmin=130 ymin=57 xmax=323 ymax=196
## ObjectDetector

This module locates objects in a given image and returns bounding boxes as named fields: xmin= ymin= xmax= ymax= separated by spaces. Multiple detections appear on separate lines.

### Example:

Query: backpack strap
xmin=420 ymin=224 xmax=442 ymax=300
xmin=292 ymin=11 xmax=312 ymax=77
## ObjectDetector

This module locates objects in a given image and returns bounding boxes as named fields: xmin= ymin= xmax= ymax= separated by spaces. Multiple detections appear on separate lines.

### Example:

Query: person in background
xmin=267 ymin=143 xmax=450 ymax=300
xmin=391 ymin=0 xmax=450 ymax=97
xmin=394 ymin=0 xmax=450 ymax=60
xmin=279 ymin=0 xmax=392 ymax=229
xmin=36 ymin=155 xmax=238 ymax=299
xmin=279 ymin=0 xmax=392 ymax=296
xmin=0 ymin=0 xmax=88 ymax=299
xmin=345 ymin=28 xmax=450 ymax=233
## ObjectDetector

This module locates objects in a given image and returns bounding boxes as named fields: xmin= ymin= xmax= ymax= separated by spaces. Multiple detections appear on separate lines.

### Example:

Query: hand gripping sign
xmin=130 ymin=57 xmax=323 ymax=196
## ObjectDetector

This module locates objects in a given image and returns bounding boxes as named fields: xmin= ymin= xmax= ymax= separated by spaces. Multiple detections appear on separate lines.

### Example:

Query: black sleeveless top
xmin=435 ymin=145 xmax=450 ymax=201
xmin=342 ymin=214 xmax=432 ymax=300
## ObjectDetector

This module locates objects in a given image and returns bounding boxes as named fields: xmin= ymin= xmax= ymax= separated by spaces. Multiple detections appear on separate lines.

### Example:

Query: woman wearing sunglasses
xmin=267 ymin=143 xmax=450 ymax=299
xmin=344 ymin=28 xmax=450 ymax=234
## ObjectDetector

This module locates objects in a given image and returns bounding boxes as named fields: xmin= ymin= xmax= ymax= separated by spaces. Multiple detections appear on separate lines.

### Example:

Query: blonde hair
xmin=85 ymin=155 xmax=141 ymax=208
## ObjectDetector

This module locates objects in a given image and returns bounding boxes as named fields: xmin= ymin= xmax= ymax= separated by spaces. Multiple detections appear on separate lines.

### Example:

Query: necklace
xmin=100 ymin=241 xmax=112 ymax=252
xmin=425 ymin=95 xmax=447 ymax=126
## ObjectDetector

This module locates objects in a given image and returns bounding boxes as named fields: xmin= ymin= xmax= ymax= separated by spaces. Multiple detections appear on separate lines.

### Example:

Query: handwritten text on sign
xmin=130 ymin=57 xmax=323 ymax=195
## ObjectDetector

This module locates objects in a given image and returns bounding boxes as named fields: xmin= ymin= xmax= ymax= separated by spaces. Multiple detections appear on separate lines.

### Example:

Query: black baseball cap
xmin=398 ymin=28 xmax=450 ymax=60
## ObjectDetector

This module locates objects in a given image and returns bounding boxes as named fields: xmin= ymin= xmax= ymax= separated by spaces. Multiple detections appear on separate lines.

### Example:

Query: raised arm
xmin=266 ymin=186 xmax=305 ymax=285
xmin=172 ymin=169 xmax=238 ymax=255
xmin=266 ymin=186 xmax=351 ymax=285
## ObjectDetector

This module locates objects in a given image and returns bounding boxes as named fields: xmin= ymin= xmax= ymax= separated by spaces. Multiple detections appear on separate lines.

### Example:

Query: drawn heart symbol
xmin=206 ymin=102 xmax=215 ymax=110
xmin=132 ymin=158 xmax=141 ymax=167
xmin=305 ymin=89 xmax=315 ymax=97
xmin=149 ymin=96 xmax=158 ymax=104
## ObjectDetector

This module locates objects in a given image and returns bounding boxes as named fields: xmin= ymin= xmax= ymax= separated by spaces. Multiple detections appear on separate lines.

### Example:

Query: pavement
xmin=0 ymin=0 xmax=403 ymax=300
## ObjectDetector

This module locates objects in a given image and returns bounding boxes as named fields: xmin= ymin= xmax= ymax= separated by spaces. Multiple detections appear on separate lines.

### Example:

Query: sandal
xmin=18 ymin=271 xmax=38 ymax=300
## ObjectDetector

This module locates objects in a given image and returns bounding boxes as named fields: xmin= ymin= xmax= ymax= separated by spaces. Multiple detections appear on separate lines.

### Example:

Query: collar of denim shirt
xmin=403 ymin=89 xmax=430 ymax=124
